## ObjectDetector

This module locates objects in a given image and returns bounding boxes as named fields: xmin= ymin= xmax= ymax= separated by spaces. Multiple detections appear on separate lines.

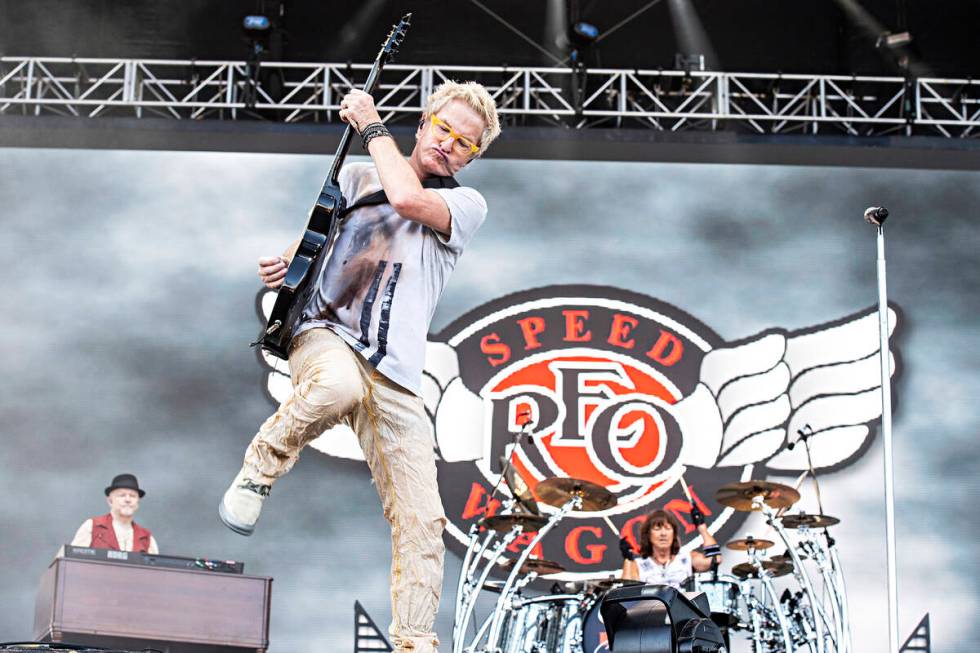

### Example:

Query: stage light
xmin=876 ymin=31 xmax=912 ymax=49
xmin=243 ymin=15 xmax=272 ymax=36
xmin=674 ymin=53 xmax=706 ymax=71
xmin=570 ymin=21 xmax=600 ymax=46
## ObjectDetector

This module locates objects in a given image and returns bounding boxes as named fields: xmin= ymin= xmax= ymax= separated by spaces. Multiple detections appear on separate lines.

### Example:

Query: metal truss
xmin=2 ymin=56 xmax=979 ymax=138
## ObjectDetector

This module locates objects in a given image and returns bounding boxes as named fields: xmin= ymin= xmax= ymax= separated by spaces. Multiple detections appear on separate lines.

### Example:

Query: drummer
xmin=619 ymin=507 xmax=721 ymax=587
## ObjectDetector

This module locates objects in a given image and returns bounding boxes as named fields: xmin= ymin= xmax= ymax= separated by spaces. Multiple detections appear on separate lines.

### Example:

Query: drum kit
xmin=451 ymin=467 xmax=850 ymax=653
xmin=698 ymin=480 xmax=851 ymax=653
xmin=451 ymin=473 xmax=623 ymax=653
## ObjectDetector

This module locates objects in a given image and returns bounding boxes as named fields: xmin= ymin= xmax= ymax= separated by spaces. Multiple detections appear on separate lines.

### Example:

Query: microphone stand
xmin=866 ymin=207 xmax=900 ymax=653
xmin=487 ymin=412 xmax=536 ymax=511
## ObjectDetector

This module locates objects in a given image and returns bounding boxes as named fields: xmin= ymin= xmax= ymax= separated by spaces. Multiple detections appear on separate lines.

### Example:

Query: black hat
xmin=105 ymin=473 xmax=145 ymax=498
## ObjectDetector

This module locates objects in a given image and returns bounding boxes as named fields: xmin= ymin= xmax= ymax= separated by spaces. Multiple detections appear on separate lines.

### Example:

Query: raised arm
xmin=338 ymin=89 xmax=451 ymax=234
xmin=689 ymin=505 xmax=722 ymax=572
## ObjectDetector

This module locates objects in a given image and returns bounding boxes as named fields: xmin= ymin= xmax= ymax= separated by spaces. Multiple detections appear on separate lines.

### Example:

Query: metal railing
xmin=2 ymin=57 xmax=978 ymax=138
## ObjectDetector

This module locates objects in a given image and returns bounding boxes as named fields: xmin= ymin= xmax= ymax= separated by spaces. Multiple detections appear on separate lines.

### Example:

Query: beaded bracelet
xmin=361 ymin=122 xmax=392 ymax=149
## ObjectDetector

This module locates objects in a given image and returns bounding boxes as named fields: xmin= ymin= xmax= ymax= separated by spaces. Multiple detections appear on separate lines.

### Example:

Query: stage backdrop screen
xmin=1 ymin=147 xmax=978 ymax=653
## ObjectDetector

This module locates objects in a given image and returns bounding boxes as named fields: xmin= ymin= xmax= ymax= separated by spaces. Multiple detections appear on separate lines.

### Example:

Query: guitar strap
xmin=339 ymin=175 xmax=460 ymax=218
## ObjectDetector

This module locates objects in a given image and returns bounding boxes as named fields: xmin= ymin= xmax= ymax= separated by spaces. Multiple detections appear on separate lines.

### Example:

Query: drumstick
xmin=601 ymin=515 xmax=620 ymax=538
xmin=678 ymin=474 xmax=694 ymax=503
xmin=792 ymin=470 xmax=808 ymax=490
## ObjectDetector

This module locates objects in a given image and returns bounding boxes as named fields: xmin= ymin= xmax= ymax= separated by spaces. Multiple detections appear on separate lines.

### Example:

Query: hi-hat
xmin=500 ymin=557 xmax=566 ymax=576
xmin=480 ymin=513 xmax=548 ymax=533
xmin=781 ymin=513 xmax=840 ymax=529
xmin=715 ymin=481 xmax=801 ymax=512
xmin=536 ymin=477 xmax=617 ymax=512
xmin=732 ymin=560 xmax=793 ymax=579
xmin=726 ymin=537 xmax=775 ymax=551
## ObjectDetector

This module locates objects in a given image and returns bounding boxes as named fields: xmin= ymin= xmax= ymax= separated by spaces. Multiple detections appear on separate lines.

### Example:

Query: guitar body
xmin=255 ymin=15 xmax=410 ymax=360
xmin=260 ymin=181 xmax=345 ymax=359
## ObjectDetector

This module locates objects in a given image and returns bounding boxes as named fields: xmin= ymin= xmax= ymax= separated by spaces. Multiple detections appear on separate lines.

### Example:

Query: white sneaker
xmin=218 ymin=469 xmax=271 ymax=536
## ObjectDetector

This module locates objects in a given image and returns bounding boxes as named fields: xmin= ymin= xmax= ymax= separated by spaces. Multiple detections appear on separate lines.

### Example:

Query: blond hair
xmin=424 ymin=80 xmax=500 ymax=156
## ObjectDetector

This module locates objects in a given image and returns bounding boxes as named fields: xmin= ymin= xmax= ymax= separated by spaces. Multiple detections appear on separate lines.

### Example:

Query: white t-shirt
xmin=297 ymin=162 xmax=487 ymax=395
xmin=635 ymin=552 xmax=692 ymax=589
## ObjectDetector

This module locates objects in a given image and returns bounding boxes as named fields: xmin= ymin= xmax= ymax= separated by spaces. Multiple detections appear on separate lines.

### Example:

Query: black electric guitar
xmin=256 ymin=13 xmax=411 ymax=359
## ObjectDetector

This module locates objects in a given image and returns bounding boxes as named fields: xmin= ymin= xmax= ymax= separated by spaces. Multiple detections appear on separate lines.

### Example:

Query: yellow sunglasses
xmin=429 ymin=114 xmax=480 ymax=157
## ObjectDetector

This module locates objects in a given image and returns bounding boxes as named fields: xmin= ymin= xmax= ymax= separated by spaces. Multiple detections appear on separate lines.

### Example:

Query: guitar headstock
xmin=378 ymin=13 xmax=412 ymax=64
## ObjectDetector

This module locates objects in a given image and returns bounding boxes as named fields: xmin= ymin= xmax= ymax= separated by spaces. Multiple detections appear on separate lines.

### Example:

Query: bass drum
xmin=580 ymin=596 xmax=610 ymax=653
xmin=498 ymin=594 xmax=586 ymax=653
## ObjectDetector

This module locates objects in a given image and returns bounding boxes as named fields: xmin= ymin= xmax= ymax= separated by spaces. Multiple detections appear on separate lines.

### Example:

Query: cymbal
xmin=480 ymin=513 xmax=548 ymax=533
xmin=500 ymin=557 xmax=566 ymax=576
xmin=726 ymin=537 xmax=775 ymax=551
xmin=715 ymin=481 xmax=801 ymax=512
xmin=732 ymin=560 xmax=793 ymax=579
xmin=781 ymin=513 xmax=840 ymax=529
xmin=501 ymin=456 xmax=541 ymax=516
xmin=536 ymin=477 xmax=617 ymax=512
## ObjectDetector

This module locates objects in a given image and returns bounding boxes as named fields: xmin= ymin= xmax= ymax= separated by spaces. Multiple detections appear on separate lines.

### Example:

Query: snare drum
xmin=698 ymin=579 xmax=739 ymax=614
xmin=695 ymin=576 xmax=742 ymax=629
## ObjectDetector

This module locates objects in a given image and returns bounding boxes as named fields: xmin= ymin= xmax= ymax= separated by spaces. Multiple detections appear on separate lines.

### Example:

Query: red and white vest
xmin=89 ymin=513 xmax=153 ymax=552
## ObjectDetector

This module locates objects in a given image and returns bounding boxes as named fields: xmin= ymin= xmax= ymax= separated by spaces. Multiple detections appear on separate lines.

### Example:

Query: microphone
xmin=787 ymin=424 xmax=813 ymax=451
xmin=864 ymin=206 xmax=889 ymax=226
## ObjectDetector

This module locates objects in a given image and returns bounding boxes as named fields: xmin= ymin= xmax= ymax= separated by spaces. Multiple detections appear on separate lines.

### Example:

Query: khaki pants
xmin=243 ymin=328 xmax=446 ymax=652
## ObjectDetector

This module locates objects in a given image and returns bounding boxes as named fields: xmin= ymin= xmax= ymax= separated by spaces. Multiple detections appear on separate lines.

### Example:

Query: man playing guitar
xmin=219 ymin=81 xmax=500 ymax=652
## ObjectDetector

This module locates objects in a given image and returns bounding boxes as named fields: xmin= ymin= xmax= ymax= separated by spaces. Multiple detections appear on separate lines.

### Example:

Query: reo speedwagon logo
xmin=257 ymin=285 xmax=901 ymax=577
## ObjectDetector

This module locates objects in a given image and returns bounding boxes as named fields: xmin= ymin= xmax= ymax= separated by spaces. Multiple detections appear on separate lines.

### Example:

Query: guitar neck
xmin=327 ymin=58 xmax=387 ymax=186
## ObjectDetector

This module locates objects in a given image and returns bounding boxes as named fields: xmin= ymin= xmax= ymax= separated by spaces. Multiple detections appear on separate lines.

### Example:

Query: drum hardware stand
xmin=463 ymin=573 xmax=541 ymax=653
xmin=757 ymin=497 xmax=832 ymax=653
xmin=793 ymin=426 xmax=852 ymax=653
xmin=454 ymin=416 xmax=539 ymax=652
xmin=453 ymin=517 xmax=521 ymax=653
xmin=864 ymin=206 xmax=900 ymax=653
xmin=827 ymin=540 xmax=851 ymax=653
xmin=485 ymin=496 xmax=582 ymax=652
xmin=745 ymin=541 xmax=794 ymax=653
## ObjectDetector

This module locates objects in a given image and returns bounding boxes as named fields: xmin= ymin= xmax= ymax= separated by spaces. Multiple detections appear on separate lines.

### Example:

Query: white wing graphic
xmin=258 ymin=288 xmax=900 ymax=474
xmin=700 ymin=307 xmax=899 ymax=471
xmin=423 ymin=342 xmax=486 ymax=462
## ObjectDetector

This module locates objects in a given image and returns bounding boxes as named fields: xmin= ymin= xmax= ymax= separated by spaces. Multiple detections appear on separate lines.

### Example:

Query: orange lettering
xmin=480 ymin=332 xmax=511 ymax=367
xmin=620 ymin=514 xmax=646 ymax=551
xmin=517 ymin=316 xmax=546 ymax=350
xmin=646 ymin=329 xmax=683 ymax=366
xmin=565 ymin=526 xmax=606 ymax=565
xmin=608 ymin=313 xmax=639 ymax=349
xmin=562 ymin=309 xmax=592 ymax=342
xmin=506 ymin=531 xmax=544 ymax=559
xmin=461 ymin=483 xmax=501 ymax=520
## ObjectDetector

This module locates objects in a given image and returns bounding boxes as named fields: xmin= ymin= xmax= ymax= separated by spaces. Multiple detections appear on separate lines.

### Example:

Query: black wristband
xmin=702 ymin=543 xmax=721 ymax=558
xmin=361 ymin=122 xmax=392 ymax=149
